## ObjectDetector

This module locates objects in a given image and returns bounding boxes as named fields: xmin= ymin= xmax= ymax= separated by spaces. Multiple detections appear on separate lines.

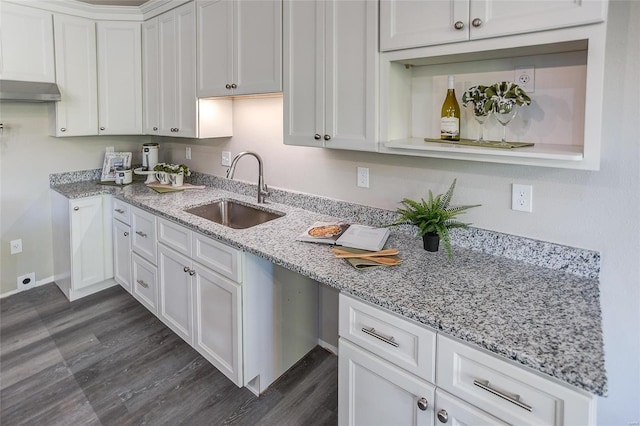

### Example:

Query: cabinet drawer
xmin=339 ymin=294 xmax=436 ymax=383
xmin=131 ymin=206 xmax=157 ymax=264
xmin=436 ymin=335 xmax=596 ymax=426
xmin=132 ymin=252 xmax=158 ymax=315
xmin=192 ymin=233 xmax=241 ymax=283
xmin=158 ymin=217 xmax=192 ymax=256
xmin=112 ymin=199 xmax=131 ymax=225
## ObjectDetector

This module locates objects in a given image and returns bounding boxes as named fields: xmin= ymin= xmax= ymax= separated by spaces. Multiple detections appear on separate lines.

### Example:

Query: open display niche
xmin=378 ymin=25 xmax=607 ymax=170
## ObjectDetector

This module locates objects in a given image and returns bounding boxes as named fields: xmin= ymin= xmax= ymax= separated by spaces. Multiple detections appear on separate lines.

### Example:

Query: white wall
xmin=0 ymin=1 xmax=637 ymax=423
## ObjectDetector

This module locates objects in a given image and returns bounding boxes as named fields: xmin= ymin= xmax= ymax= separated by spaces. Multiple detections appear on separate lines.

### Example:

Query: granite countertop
xmin=51 ymin=179 xmax=606 ymax=396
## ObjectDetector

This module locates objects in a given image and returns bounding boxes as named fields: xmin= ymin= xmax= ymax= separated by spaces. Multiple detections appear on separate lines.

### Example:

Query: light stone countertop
xmin=51 ymin=179 xmax=606 ymax=397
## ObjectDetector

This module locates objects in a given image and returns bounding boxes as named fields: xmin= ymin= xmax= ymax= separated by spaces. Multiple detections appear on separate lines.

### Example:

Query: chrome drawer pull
xmin=361 ymin=327 xmax=399 ymax=348
xmin=136 ymin=279 xmax=149 ymax=288
xmin=473 ymin=379 xmax=532 ymax=412
xmin=135 ymin=231 xmax=147 ymax=238
xmin=115 ymin=208 xmax=125 ymax=213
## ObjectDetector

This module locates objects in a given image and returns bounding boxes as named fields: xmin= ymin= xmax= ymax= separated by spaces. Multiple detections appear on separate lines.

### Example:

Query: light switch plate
xmin=357 ymin=167 xmax=369 ymax=188
xmin=222 ymin=151 xmax=231 ymax=167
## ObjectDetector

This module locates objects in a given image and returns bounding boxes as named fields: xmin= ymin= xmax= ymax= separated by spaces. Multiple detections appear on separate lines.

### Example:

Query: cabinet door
xmin=0 ymin=3 xmax=55 ymax=82
xmin=96 ymin=21 xmax=142 ymax=135
xmin=338 ymin=339 xmax=435 ymax=426
xmin=234 ymin=0 xmax=282 ymax=96
xmin=142 ymin=18 xmax=159 ymax=135
xmin=380 ymin=0 xmax=469 ymax=51
xmin=70 ymin=197 xmax=105 ymax=290
xmin=131 ymin=207 xmax=157 ymax=265
xmin=434 ymin=389 xmax=508 ymax=426
xmin=323 ymin=0 xmax=377 ymax=151
xmin=113 ymin=219 xmax=132 ymax=293
xmin=158 ymin=245 xmax=193 ymax=344
xmin=469 ymin=0 xmax=607 ymax=40
xmin=196 ymin=0 xmax=234 ymax=98
xmin=53 ymin=14 xmax=98 ymax=137
xmin=158 ymin=3 xmax=197 ymax=138
xmin=132 ymin=252 xmax=158 ymax=315
xmin=283 ymin=0 xmax=325 ymax=148
xmin=192 ymin=263 xmax=242 ymax=386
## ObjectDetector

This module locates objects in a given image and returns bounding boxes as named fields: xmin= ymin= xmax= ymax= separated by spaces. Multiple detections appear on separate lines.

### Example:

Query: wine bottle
xmin=440 ymin=75 xmax=460 ymax=141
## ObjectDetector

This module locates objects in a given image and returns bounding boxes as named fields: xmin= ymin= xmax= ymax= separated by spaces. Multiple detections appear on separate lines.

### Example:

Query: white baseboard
xmin=0 ymin=275 xmax=54 ymax=299
xmin=318 ymin=338 xmax=338 ymax=355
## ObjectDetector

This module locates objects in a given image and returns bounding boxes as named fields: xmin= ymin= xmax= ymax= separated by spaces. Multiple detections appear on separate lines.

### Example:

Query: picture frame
xmin=101 ymin=152 xmax=132 ymax=181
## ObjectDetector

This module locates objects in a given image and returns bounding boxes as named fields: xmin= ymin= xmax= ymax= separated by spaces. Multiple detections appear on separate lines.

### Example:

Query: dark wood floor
xmin=0 ymin=283 xmax=338 ymax=426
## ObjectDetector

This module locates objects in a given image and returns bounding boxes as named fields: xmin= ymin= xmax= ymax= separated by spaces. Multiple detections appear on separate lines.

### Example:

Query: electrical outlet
xmin=17 ymin=272 xmax=35 ymax=290
xmin=221 ymin=151 xmax=231 ymax=167
xmin=10 ymin=239 xmax=22 ymax=254
xmin=357 ymin=167 xmax=369 ymax=188
xmin=186 ymin=146 xmax=192 ymax=160
xmin=514 ymin=66 xmax=535 ymax=93
xmin=512 ymin=184 xmax=533 ymax=212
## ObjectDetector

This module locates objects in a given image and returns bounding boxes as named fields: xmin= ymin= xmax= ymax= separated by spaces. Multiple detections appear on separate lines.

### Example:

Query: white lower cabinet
xmin=192 ymin=263 xmax=242 ymax=386
xmin=338 ymin=294 xmax=596 ymax=426
xmin=158 ymin=244 xmax=194 ymax=344
xmin=51 ymin=192 xmax=115 ymax=301
xmin=112 ymin=218 xmax=132 ymax=293
xmin=131 ymin=252 xmax=158 ymax=315
xmin=339 ymin=338 xmax=435 ymax=426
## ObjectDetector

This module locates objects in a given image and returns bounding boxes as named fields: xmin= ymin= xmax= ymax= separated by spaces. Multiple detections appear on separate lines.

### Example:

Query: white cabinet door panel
xmin=196 ymin=0 xmax=233 ymax=97
xmin=113 ymin=219 xmax=132 ymax=293
xmin=0 ymin=3 xmax=55 ymax=82
xmin=192 ymin=264 xmax=242 ymax=386
xmin=434 ymin=389 xmax=508 ymax=426
xmin=142 ymin=19 xmax=159 ymax=134
xmin=132 ymin=252 xmax=158 ymax=315
xmin=96 ymin=21 xmax=142 ymax=135
xmin=70 ymin=196 xmax=105 ymax=289
xmin=53 ymin=14 xmax=98 ymax=137
xmin=158 ymin=245 xmax=193 ymax=344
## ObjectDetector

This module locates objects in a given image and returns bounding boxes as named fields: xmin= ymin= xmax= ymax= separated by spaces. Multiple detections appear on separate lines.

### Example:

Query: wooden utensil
xmin=331 ymin=248 xmax=399 ymax=257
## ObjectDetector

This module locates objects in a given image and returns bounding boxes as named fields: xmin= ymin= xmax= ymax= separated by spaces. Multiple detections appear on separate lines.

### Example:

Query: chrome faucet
xmin=226 ymin=151 xmax=270 ymax=204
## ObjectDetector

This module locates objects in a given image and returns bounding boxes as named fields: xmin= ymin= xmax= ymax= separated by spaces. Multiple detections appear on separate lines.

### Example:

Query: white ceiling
xmin=76 ymin=0 xmax=148 ymax=6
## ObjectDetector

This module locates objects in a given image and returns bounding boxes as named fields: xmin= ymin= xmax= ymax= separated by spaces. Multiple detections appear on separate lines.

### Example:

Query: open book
xmin=296 ymin=221 xmax=390 ymax=252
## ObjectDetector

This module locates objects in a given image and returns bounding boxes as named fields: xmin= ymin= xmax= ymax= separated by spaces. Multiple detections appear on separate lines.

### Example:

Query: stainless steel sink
xmin=185 ymin=199 xmax=284 ymax=229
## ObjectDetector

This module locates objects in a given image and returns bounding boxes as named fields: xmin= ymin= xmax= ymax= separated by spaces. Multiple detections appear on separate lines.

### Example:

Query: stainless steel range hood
xmin=0 ymin=79 xmax=61 ymax=102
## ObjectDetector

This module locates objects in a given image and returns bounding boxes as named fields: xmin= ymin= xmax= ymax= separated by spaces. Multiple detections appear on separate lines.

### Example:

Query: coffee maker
xmin=142 ymin=143 xmax=159 ymax=171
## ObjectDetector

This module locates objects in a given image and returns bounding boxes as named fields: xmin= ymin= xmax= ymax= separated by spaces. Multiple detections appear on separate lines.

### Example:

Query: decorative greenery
xmin=484 ymin=81 xmax=531 ymax=114
xmin=462 ymin=85 xmax=490 ymax=117
xmin=153 ymin=163 xmax=191 ymax=176
xmin=389 ymin=179 xmax=480 ymax=260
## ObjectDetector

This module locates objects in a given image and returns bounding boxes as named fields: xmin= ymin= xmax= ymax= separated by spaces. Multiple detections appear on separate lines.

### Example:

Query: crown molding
xmin=0 ymin=0 xmax=190 ymax=20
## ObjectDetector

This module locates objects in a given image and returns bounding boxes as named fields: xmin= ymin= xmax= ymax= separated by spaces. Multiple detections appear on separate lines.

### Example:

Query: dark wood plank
xmin=0 ymin=283 xmax=338 ymax=425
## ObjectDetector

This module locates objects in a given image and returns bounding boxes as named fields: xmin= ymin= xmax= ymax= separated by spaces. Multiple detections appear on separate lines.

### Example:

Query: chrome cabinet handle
xmin=115 ymin=208 xmax=125 ymax=213
xmin=183 ymin=266 xmax=190 ymax=273
xmin=361 ymin=327 xmax=399 ymax=348
xmin=100 ymin=127 xmax=105 ymax=131
xmin=417 ymin=397 xmax=428 ymax=411
xmin=231 ymin=83 xmax=237 ymax=89
xmin=473 ymin=379 xmax=532 ymax=412
xmin=153 ymin=126 xmax=158 ymax=131
xmin=437 ymin=409 xmax=448 ymax=423
xmin=225 ymin=84 xmax=231 ymax=89
xmin=124 ymin=232 xmax=129 ymax=237
xmin=314 ymin=134 xmax=321 ymax=140
xmin=324 ymin=134 xmax=331 ymax=141
xmin=136 ymin=279 xmax=148 ymax=288
xmin=472 ymin=18 xmax=482 ymax=27
xmin=73 ymin=206 xmax=79 ymax=211
xmin=454 ymin=21 xmax=464 ymax=30
xmin=188 ymin=269 xmax=195 ymax=276
xmin=135 ymin=231 xmax=147 ymax=238
xmin=60 ymin=128 xmax=66 ymax=132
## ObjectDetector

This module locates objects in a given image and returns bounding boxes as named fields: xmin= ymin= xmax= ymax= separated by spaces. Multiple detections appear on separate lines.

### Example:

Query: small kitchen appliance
xmin=142 ymin=143 xmax=159 ymax=171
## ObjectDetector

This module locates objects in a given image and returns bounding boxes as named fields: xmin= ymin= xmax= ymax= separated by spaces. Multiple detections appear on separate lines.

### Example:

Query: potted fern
xmin=390 ymin=179 xmax=479 ymax=259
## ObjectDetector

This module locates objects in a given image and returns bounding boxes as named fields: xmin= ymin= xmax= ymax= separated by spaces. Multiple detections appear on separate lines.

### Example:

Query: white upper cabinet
xmin=96 ymin=21 xmax=143 ymax=135
xmin=381 ymin=0 xmax=608 ymax=51
xmin=53 ymin=14 xmax=98 ymax=137
xmin=283 ymin=0 xmax=377 ymax=151
xmin=142 ymin=18 xmax=160 ymax=135
xmin=0 ymin=3 xmax=55 ymax=83
xmin=197 ymin=0 xmax=282 ymax=97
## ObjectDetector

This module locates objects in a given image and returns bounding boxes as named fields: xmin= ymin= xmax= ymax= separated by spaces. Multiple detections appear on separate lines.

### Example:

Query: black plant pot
xmin=422 ymin=233 xmax=440 ymax=252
